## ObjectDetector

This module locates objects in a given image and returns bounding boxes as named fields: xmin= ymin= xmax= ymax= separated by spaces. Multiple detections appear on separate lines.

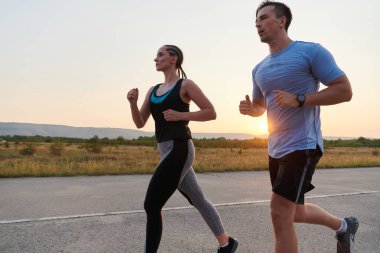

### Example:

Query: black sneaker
xmin=336 ymin=216 xmax=359 ymax=253
xmin=217 ymin=237 xmax=238 ymax=253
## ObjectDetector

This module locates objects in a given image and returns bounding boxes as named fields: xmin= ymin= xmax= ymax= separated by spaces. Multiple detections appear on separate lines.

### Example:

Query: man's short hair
xmin=256 ymin=1 xmax=292 ymax=31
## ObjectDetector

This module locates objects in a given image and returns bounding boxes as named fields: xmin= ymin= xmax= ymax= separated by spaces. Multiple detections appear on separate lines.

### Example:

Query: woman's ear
xmin=170 ymin=55 xmax=178 ymax=65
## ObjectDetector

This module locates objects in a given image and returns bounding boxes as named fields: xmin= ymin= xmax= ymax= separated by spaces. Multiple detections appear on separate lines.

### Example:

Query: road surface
xmin=0 ymin=168 xmax=379 ymax=252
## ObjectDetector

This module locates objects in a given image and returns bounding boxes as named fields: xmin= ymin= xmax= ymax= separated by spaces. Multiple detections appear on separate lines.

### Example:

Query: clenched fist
xmin=163 ymin=109 xmax=182 ymax=121
xmin=127 ymin=88 xmax=139 ymax=104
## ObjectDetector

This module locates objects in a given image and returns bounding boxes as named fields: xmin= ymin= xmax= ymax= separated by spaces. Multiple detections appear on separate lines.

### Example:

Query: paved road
xmin=0 ymin=168 xmax=379 ymax=252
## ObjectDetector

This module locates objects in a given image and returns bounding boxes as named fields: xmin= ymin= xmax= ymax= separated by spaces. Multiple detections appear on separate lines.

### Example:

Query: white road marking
xmin=1 ymin=190 xmax=378 ymax=225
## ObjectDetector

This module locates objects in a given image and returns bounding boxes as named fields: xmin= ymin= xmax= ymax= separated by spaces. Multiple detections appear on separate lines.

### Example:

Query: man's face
xmin=255 ymin=5 xmax=283 ymax=43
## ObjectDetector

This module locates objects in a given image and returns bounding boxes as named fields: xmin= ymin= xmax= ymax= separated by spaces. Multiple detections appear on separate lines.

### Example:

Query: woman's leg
xmin=178 ymin=169 xmax=226 ymax=237
xmin=177 ymin=141 xmax=228 ymax=245
xmin=144 ymin=140 xmax=188 ymax=253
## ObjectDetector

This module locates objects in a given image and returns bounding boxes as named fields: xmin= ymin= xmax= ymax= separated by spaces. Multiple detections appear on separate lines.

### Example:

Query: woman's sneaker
xmin=217 ymin=237 xmax=238 ymax=253
xmin=336 ymin=216 xmax=359 ymax=253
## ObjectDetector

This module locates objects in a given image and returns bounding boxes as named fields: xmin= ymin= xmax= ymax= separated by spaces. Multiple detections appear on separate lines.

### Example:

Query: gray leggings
xmin=144 ymin=139 xmax=225 ymax=253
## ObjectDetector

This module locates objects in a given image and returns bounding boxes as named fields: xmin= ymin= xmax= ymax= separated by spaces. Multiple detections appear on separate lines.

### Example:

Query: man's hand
xmin=273 ymin=90 xmax=298 ymax=107
xmin=239 ymin=95 xmax=253 ymax=115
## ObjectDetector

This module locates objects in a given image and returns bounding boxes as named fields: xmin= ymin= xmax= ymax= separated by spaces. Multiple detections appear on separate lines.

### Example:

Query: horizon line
xmin=0 ymin=121 xmax=379 ymax=139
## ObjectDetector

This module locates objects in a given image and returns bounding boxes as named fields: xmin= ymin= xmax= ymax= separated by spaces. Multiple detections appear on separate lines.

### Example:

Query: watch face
xmin=298 ymin=94 xmax=305 ymax=102
xmin=297 ymin=94 xmax=306 ymax=107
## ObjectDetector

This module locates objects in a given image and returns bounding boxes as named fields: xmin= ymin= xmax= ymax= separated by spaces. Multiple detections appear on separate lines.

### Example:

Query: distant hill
xmin=0 ymin=122 xmax=152 ymax=139
xmin=0 ymin=122 xmax=256 ymax=140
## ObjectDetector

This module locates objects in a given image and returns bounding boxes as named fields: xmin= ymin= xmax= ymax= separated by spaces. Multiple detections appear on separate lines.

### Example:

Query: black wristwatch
xmin=296 ymin=94 xmax=306 ymax=107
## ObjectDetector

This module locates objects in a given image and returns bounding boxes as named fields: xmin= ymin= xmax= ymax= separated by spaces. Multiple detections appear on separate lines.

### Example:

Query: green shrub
xmin=50 ymin=142 xmax=64 ymax=156
xmin=19 ymin=144 xmax=36 ymax=156
xmin=84 ymin=135 xmax=103 ymax=154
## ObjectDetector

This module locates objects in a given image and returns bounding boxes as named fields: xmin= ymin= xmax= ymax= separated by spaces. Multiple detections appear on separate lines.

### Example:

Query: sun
xmin=254 ymin=117 xmax=269 ymax=135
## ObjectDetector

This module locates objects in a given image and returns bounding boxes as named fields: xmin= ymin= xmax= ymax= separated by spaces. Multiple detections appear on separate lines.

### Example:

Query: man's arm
xmin=304 ymin=75 xmax=352 ymax=106
xmin=273 ymin=75 xmax=352 ymax=107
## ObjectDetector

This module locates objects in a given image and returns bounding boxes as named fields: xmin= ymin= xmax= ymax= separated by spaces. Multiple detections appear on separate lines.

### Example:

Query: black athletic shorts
xmin=269 ymin=146 xmax=322 ymax=204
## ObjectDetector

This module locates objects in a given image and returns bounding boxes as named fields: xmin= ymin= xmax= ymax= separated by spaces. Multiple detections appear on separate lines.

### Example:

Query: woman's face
xmin=154 ymin=46 xmax=177 ymax=72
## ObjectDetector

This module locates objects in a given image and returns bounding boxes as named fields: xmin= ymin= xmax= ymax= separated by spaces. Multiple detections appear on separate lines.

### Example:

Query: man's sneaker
xmin=336 ymin=216 xmax=359 ymax=253
xmin=217 ymin=237 xmax=238 ymax=253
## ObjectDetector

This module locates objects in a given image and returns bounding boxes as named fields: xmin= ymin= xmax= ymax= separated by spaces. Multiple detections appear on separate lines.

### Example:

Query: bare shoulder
xmin=144 ymin=86 xmax=156 ymax=98
xmin=182 ymin=78 xmax=197 ymax=85
xmin=147 ymin=85 xmax=155 ymax=92
xmin=181 ymin=79 xmax=199 ymax=90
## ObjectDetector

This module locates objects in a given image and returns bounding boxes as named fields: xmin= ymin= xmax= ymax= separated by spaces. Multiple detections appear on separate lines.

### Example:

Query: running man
xmin=239 ymin=1 xmax=358 ymax=252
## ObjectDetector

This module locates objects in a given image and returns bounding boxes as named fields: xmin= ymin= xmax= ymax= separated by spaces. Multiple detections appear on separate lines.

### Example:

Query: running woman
xmin=127 ymin=45 xmax=238 ymax=253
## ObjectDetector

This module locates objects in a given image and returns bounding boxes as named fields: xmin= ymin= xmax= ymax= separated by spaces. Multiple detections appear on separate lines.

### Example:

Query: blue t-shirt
xmin=252 ymin=41 xmax=345 ymax=158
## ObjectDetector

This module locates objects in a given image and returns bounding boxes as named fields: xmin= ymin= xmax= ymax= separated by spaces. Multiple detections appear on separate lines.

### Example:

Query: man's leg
xmin=294 ymin=203 xmax=341 ymax=230
xmin=295 ymin=203 xmax=359 ymax=253
xmin=270 ymin=192 xmax=298 ymax=253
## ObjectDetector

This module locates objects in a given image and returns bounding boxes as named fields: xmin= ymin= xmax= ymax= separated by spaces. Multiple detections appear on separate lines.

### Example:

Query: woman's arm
xmin=127 ymin=87 xmax=153 ymax=128
xmin=162 ymin=79 xmax=216 ymax=122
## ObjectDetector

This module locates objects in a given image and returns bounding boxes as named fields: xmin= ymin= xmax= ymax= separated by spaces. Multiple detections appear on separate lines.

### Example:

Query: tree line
xmin=1 ymin=135 xmax=380 ymax=148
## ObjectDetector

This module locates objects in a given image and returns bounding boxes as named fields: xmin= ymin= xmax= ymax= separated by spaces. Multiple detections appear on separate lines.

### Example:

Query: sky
xmin=1 ymin=0 xmax=379 ymax=138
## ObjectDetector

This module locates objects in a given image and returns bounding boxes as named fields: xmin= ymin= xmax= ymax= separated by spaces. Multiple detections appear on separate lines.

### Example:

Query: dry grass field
xmin=0 ymin=143 xmax=379 ymax=177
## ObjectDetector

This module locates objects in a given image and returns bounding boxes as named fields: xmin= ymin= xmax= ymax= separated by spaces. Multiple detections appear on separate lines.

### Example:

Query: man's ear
xmin=279 ymin=16 xmax=287 ymax=29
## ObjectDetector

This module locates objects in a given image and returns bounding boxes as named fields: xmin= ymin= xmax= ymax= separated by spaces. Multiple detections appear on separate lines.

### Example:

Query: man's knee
xmin=270 ymin=207 xmax=292 ymax=224
xmin=270 ymin=193 xmax=296 ymax=226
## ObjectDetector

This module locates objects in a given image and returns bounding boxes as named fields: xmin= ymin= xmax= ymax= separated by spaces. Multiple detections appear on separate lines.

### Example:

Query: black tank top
xmin=149 ymin=79 xmax=192 ymax=143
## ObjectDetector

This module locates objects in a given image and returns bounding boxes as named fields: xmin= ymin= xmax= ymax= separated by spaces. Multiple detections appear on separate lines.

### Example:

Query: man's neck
xmin=268 ymin=36 xmax=293 ymax=54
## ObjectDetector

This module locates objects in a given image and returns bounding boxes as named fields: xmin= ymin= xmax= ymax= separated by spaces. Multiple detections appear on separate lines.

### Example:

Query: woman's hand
xmin=127 ymin=87 xmax=152 ymax=129
xmin=163 ymin=109 xmax=182 ymax=121
xmin=127 ymin=88 xmax=139 ymax=104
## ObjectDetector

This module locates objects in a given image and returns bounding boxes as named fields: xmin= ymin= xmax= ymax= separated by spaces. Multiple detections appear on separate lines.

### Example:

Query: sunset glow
xmin=0 ymin=1 xmax=379 ymax=138
xmin=255 ymin=117 xmax=269 ymax=135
